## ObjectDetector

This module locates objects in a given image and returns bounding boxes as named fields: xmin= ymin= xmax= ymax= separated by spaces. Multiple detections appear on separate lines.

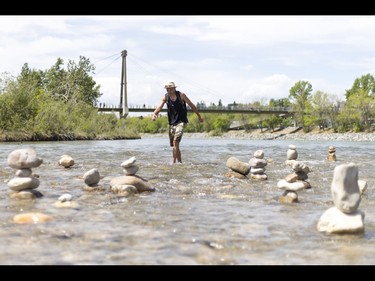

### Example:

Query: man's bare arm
xmin=152 ymin=97 xmax=166 ymax=121
xmin=181 ymin=92 xmax=203 ymax=122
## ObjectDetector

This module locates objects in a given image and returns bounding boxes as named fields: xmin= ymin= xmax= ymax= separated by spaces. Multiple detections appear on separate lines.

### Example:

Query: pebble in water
xmin=58 ymin=154 xmax=75 ymax=168
xmin=53 ymin=193 xmax=80 ymax=208
xmin=13 ymin=212 xmax=54 ymax=224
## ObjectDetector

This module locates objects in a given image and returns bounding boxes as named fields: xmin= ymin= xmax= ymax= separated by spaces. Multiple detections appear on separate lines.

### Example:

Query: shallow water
xmin=0 ymin=137 xmax=375 ymax=265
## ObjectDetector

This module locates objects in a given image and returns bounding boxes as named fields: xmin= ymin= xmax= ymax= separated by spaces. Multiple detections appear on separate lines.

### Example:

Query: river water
xmin=0 ymin=136 xmax=375 ymax=265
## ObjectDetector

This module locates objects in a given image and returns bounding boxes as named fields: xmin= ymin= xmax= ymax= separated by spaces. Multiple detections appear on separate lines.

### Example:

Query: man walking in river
xmin=152 ymin=81 xmax=204 ymax=164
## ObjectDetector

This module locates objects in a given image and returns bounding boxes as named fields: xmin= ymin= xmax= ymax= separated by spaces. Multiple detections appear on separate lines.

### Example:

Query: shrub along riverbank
xmin=3 ymin=125 xmax=375 ymax=142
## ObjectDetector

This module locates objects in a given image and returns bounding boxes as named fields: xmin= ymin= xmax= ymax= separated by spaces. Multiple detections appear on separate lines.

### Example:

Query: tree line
xmin=1 ymin=56 xmax=374 ymax=141
xmin=127 ymin=73 xmax=375 ymax=135
xmin=0 ymin=56 xmax=139 ymax=141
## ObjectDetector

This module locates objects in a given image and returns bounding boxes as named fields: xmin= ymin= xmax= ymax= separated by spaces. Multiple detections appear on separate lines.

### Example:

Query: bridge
xmin=97 ymin=50 xmax=294 ymax=118
xmin=97 ymin=104 xmax=294 ymax=116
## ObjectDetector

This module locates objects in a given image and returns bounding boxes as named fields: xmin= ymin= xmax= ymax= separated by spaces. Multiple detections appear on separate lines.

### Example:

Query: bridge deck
xmin=97 ymin=106 xmax=293 ymax=115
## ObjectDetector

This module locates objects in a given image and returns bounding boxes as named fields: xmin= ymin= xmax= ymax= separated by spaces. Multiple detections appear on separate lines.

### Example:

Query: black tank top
xmin=165 ymin=91 xmax=188 ymax=125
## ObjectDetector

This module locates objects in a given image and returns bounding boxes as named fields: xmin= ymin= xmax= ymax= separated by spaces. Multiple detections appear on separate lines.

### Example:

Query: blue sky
xmin=1 ymin=15 xmax=375 ymax=115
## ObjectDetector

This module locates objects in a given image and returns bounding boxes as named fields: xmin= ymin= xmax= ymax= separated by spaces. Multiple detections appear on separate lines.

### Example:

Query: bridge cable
xmin=127 ymin=53 xmax=227 ymax=103
xmin=92 ymin=53 xmax=122 ymax=76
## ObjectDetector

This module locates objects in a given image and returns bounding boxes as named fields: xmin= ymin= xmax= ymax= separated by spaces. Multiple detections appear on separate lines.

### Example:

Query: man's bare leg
xmin=173 ymin=139 xmax=182 ymax=163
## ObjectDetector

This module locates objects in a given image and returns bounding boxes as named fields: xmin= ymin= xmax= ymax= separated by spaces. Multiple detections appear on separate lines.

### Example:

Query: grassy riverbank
xmin=0 ymin=131 xmax=141 ymax=142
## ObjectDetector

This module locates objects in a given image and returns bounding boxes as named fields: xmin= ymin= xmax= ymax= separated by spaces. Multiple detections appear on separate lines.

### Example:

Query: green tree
xmin=44 ymin=56 xmax=102 ymax=106
xmin=0 ymin=57 xmax=136 ymax=140
xmin=267 ymin=99 xmax=289 ymax=130
xmin=345 ymin=73 xmax=375 ymax=100
xmin=43 ymin=58 xmax=66 ymax=101
xmin=310 ymin=90 xmax=333 ymax=130
xmin=288 ymin=80 xmax=313 ymax=129
xmin=336 ymin=102 xmax=361 ymax=132
xmin=0 ymin=71 xmax=15 ymax=94
xmin=302 ymin=100 xmax=316 ymax=132
xmin=0 ymin=64 xmax=44 ymax=131
xmin=269 ymin=98 xmax=291 ymax=108
xmin=348 ymin=88 xmax=374 ymax=130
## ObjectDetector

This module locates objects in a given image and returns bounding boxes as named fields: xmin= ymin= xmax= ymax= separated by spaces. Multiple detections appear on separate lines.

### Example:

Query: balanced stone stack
xmin=82 ymin=168 xmax=104 ymax=191
xmin=277 ymin=160 xmax=311 ymax=203
xmin=317 ymin=163 xmax=365 ymax=234
xmin=110 ymin=156 xmax=155 ymax=196
xmin=327 ymin=146 xmax=337 ymax=161
xmin=225 ymin=156 xmax=250 ymax=179
xmin=249 ymin=149 xmax=268 ymax=180
xmin=285 ymin=144 xmax=298 ymax=166
xmin=6 ymin=148 xmax=44 ymax=199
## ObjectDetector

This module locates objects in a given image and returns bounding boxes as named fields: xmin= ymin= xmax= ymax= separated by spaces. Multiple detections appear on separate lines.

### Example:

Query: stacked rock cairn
xmin=7 ymin=148 xmax=44 ymax=199
xmin=327 ymin=146 xmax=337 ymax=161
xmin=277 ymin=144 xmax=311 ymax=203
xmin=7 ymin=148 xmax=55 ymax=223
xmin=110 ymin=156 xmax=155 ymax=196
xmin=317 ymin=163 xmax=365 ymax=234
xmin=249 ymin=149 xmax=268 ymax=180
xmin=82 ymin=168 xmax=103 ymax=191
xmin=225 ymin=150 xmax=268 ymax=180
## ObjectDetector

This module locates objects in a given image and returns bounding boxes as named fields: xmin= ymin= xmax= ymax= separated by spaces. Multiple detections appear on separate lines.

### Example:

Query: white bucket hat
xmin=164 ymin=82 xmax=176 ymax=89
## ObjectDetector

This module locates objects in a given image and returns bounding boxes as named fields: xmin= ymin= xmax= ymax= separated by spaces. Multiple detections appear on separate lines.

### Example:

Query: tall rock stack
xmin=317 ymin=163 xmax=365 ymax=234
xmin=327 ymin=146 xmax=337 ymax=161
xmin=249 ymin=149 xmax=268 ymax=180
xmin=277 ymin=161 xmax=311 ymax=203
xmin=6 ymin=148 xmax=44 ymax=199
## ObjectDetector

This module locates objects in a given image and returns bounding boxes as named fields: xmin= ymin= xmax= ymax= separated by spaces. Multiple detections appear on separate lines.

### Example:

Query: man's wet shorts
xmin=169 ymin=122 xmax=187 ymax=147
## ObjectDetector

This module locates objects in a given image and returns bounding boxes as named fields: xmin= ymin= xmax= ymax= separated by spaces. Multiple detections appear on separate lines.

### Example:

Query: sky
xmin=1 ymin=15 xmax=375 ymax=116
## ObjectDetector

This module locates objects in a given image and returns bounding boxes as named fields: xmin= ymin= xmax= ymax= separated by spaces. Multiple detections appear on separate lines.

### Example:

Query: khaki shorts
xmin=169 ymin=122 xmax=187 ymax=147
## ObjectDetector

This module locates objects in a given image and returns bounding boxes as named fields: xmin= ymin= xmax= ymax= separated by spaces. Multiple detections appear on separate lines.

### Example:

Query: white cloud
xmin=1 ymin=15 xmax=375 ymax=110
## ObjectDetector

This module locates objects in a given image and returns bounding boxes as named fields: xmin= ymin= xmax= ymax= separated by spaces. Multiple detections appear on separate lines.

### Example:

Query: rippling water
xmin=1 ymin=137 xmax=375 ymax=265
